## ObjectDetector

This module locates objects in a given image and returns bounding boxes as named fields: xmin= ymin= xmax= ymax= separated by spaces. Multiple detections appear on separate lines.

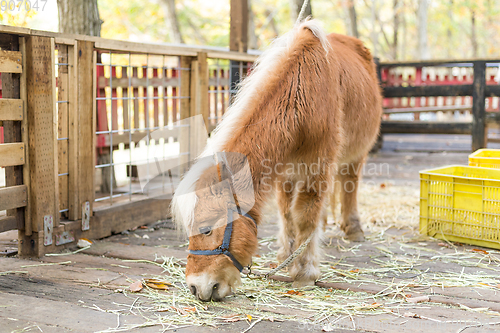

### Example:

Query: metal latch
xmin=44 ymin=215 xmax=53 ymax=246
xmin=82 ymin=201 xmax=90 ymax=230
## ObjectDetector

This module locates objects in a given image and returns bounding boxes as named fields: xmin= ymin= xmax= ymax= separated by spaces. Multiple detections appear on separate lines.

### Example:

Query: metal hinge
xmin=82 ymin=201 xmax=90 ymax=231
xmin=43 ymin=215 xmax=53 ymax=246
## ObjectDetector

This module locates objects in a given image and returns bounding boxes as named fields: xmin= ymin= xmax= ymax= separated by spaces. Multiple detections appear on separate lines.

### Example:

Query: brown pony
xmin=171 ymin=20 xmax=382 ymax=301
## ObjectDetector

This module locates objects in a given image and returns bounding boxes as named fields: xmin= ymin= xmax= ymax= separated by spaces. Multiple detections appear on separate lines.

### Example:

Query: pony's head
xmin=172 ymin=153 xmax=258 ymax=301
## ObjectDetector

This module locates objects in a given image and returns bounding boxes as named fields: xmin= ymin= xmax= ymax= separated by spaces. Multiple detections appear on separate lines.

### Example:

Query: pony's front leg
xmin=289 ymin=179 xmax=326 ymax=288
xmin=276 ymin=178 xmax=295 ymax=263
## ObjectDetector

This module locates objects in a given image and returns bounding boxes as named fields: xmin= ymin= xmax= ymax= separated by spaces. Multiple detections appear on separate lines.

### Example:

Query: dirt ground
xmin=1 ymin=134 xmax=500 ymax=333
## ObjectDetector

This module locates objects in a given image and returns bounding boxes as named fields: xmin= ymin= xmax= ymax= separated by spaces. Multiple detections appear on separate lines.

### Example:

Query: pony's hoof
xmin=346 ymin=231 xmax=365 ymax=242
xmin=292 ymin=279 xmax=315 ymax=288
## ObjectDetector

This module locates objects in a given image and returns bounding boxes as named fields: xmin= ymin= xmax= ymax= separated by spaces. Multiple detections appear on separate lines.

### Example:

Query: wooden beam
xmin=230 ymin=0 xmax=248 ymax=53
xmin=19 ymin=36 xmax=31 ymax=236
xmin=0 ymin=99 xmax=23 ymax=120
xmin=77 ymin=41 xmax=96 ymax=221
xmin=0 ymin=143 xmax=25 ymax=167
xmin=472 ymin=61 xmax=486 ymax=151
xmin=0 ymin=185 xmax=27 ymax=210
xmin=57 ymin=44 xmax=69 ymax=217
xmin=0 ymin=215 xmax=17 ymax=233
xmin=22 ymin=35 xmax=58 ymax=257
xmin=382 ymin=85 xmax=473 ymax=98
xmin=68 ymin=42 xmax=79 ymax=221
xmin=381 ymin=121 xmax=472 ymax=135
xmin=0 ymin=50 xmax=22 ymax=73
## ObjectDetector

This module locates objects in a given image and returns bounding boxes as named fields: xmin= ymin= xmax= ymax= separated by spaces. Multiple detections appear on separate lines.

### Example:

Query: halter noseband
xmin=189 ymin=208 xmax=257 ymax=272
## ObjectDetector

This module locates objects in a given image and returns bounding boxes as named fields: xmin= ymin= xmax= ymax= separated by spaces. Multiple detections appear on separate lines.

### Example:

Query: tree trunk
xmin=57 ymin=0 xmax=101 ymax=36
xmin=471 ymin=9 xmax=478 ymax=58
xmin=447 ymin=0 xmax=453 ymax=58
xmin=417 ymin=0 xmax=430 ymax=60
xmin=290 ymin=0 xmax=312 ymax=23
xmin=392 ymin=0 xmax=399 ymax=60
xmin=371 ymin=0 xmax=378 ymax=57
xmin=248 ymin=0 xmax=258 ymax=50
xmin=342 ymin=0 xmax=359 ymax=38
xmin=161 ymin=0 xmax=184 ymax=44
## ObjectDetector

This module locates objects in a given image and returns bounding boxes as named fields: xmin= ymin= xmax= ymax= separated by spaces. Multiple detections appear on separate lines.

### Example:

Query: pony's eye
xmin=199 ymin=226 xmax=212 ymax=235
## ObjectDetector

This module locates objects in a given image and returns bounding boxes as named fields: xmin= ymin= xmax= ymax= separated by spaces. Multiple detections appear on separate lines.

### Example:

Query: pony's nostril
xmin=189 ymin=285 xmax=197 ymax=296
xmin=213 ymin=283 xmax=219 ymax=290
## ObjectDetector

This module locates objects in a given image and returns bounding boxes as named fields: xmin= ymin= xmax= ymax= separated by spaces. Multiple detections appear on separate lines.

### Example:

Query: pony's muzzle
xmin=189 ymin=281 xmax=222 ymax=301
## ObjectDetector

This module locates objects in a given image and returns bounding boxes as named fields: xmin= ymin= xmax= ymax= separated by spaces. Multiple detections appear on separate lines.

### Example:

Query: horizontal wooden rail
xmin=98 ymin=77 xmax=180 ymax=89
xmin=0 ymin=50 xmax=22 ymax=73
xmin=0 ymin=215 xmax=17 ymax=232
xmin=0 ymin=98 xmax=23 ymax=120
xmin=0 ymin=185 xmax=27 ymax=210
xmin=380 ymin=58 xmax=500 ymax=67
xmin=383 ymin=105 xmax=472 ymax=114
xmin=381 ymin=121 xmax=471 ymax=134
xmin=383 ymin=85 xmax=500 ymax=98
xmin=0 ymin=142 xmax=25 ymax=167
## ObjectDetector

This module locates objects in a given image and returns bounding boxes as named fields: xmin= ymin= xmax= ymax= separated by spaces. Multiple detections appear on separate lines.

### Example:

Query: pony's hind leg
xmin=276 ymin=178 xmax=295 ymax=264
xmin=289 ymin=178 xmax=326 ymax=287
xmin=339 ymin=159 xmax=365 ymax=241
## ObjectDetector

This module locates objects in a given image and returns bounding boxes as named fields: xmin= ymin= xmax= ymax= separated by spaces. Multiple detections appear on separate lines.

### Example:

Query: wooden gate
xmin=0 ymin=34 xmax=29 ymax=236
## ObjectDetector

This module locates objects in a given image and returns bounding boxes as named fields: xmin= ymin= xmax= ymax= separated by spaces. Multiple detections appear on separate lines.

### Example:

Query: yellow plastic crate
xmin=469 ymin=149 xmax=500 ymax=169
xmin=420 ymin=165 xmax=500 ymax=249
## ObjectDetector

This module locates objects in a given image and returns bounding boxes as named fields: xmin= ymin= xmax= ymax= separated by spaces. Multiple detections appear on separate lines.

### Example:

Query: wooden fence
xmin=0 ymin=25 xmax=257 ymax=257
xmin=1 ymin=25 xmax=499 ymax=257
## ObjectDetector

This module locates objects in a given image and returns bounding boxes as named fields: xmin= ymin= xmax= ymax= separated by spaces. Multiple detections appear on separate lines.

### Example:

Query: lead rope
xmin=246 ymin=232 xmax=315 ymax=279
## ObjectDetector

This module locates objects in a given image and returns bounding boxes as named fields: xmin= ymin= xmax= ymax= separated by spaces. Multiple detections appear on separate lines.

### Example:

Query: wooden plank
xmin=383 ymin=105 xmax=472 ymax=114
xmin=97 ymin=76 xmax=179 ymax=88
xmin=207 ymin=50 xmax=257 ymax=62
xmin=94 ymin=38 xmax=198 ymax=57
xmin=67 ymin=42 xmax=79 ymax=221
xmin=22 ymin=35 xmax=58 ymax=257
xmin=0 ymin=185 xmax=27 ymax=210
xmin=0 ymin=215 xmax=17 ymax=232
xmin=19 ymin=36 xmax=31 ymax=236
xmin=198 ymin=52 xmax=209 ymax=129
xmin=57 ymin=44 xmax=69 ymax=216
xmin=0 ymin=99 xmax=23 ymax=121
xmin=381 ymin=121 xmax=472 ymax=135
xmin=77 ymin=41 xmax=95 ymax=222
xmin=472 ymin=61 xmax=486 ymax=151
xmin=0 ymin=50 xmax=22 ymax=73
xmin=380 ymin=58 xmax=500 ymax=67
xmin=382 ymin=85 xmax=473 ymax=98
xmin=0 ymin=143 xmax=25 ymax=167
xmin=51 ymin=38 xmax=60 ymax=227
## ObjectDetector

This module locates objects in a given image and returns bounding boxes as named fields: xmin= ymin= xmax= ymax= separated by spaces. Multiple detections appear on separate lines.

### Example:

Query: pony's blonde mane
xmin=171 ymin=20 xmax=331 ymax=231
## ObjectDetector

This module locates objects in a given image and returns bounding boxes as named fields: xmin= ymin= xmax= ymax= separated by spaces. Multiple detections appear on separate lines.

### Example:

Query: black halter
xmin=189 ymin=208 xmax=257 ymax=272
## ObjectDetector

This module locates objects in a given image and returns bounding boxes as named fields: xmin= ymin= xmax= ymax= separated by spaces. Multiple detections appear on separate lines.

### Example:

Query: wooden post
xmin=190 ymin=52 xmax=209 ymax=128
xmin=230 ymin=0 xmax=248 ymax=100
xmin=179 ymin=56 xmax=193 ymax=170
xmin=68 ymin=42 xmax=80 ymax=221
xmin=472 ymin=61 xmax=486 ymax=151
xmin=77 ymin=41 xmax=96 ymax=222
xmin=19 ymin=35 xmax=58 ymax=257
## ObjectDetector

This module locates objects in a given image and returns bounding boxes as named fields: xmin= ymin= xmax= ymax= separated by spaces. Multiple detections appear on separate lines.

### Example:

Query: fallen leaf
xmin=246 ymin=314 xmax=252 ymax=322
xmin=437 ymin=242 xmax=448 ymax=247
xmin=139 ymin=226 xmax=148 ymax=229
xmin=286 ymin=290 xmax=304 ymax=296
xmin=129 ymin=280 xmax=143 ymax=292
xmin=144 ymin=278 xmax=172 ymax=291
xmin=380 ymin=183 xmax=386 ymax=188
xmin=269 ymin=263 xmax=277 ymax=269
xmin=407 ymin=296 xmax=430 ymax=303
xmin=183 ymin=307 xmax=196 ymax=313
xmin=77 ymin=238 xmax=92 ymax=248
xmin=472 ymin=248 xmax=489 ymax=255
xmin=350 ymin=269 xmax=360 ymax=273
